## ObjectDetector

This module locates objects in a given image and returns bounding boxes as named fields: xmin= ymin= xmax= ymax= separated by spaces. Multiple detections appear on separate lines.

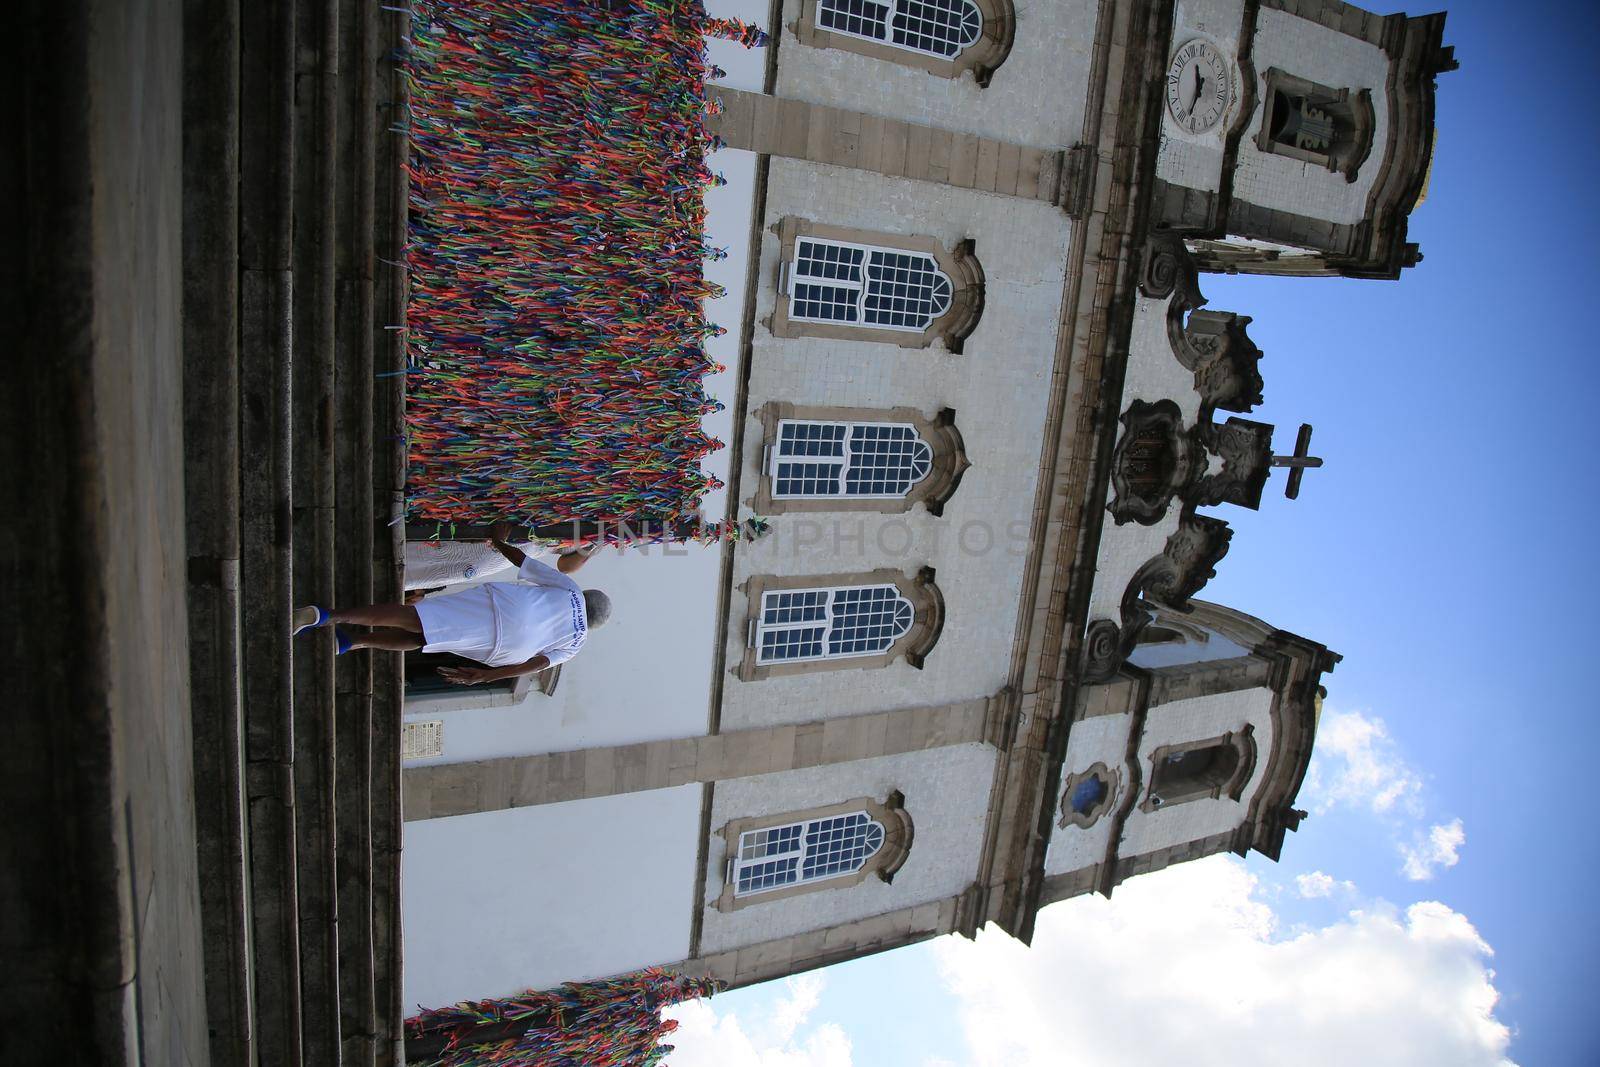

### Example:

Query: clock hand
xmin=1194 ymin=65 xmax=1206 ymax=106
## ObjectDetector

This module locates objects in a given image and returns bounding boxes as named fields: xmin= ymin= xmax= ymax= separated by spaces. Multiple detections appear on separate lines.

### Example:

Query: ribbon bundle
xmin=403 ymin=0 xmax=765 ymax=539
xmin=405 ymin=968 xmax=718 ymax=1066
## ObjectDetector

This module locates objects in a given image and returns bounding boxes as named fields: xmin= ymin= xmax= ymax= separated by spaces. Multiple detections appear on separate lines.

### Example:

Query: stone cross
xmin=1269 ymin=423 xmax=1323 ymax=500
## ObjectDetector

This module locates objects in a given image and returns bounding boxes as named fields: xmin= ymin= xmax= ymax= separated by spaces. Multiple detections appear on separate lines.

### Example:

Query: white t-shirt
xmin=483 ymin=557 xmax=588 ymax=667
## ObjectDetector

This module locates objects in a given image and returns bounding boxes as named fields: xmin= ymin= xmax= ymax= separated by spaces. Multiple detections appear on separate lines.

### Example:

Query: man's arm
xmin=489 ymin=522 xmax=595 ymax=574
xmin=438 ymin=654 xmax=551 ymax=686
xmin=487 ymin=522 xmax=527 ymax=569
xmin=555 ymin=545 xmax=598 ymax=574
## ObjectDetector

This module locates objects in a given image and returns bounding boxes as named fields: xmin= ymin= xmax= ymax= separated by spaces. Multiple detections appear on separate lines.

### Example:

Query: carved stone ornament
xmin=1139 ymin=231 xmax=1202 ymax=303
xmin=1108 ymin=403 xmax=1273 ymax=525
xmin=1082 ymin=511 xmax=1234 ymax=683
xmin=1179 ymin=311 xmax=1265 ymax=414
xmin=1107 ymin=400 xmax=1200 ymax=526
xmin=1188 ymin=417 xmax=1273 ymax=511
xmin=1142 ymin=236 xmax=1265 ymax=415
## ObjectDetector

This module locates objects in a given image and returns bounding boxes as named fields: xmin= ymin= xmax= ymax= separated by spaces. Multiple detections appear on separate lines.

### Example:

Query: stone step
xmin=239 ymin=0 xmax=305 ymax=1063
xmin=289 ymin=0 xmax=344 ymax=1059
xmin=370 ymin=4 xmax=412 ymax=1061
xmin=182 ymin=0 xmax=254 ymax=1062
xmin=182 ymin=1 xmax=408 ymax=1062
xmin=333 ymin=0 xmax=381 ymax=1061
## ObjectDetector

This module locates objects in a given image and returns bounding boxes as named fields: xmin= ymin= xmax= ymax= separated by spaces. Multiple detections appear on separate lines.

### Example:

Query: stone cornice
xmin=970 ymin=0 xmax=1178 ymax=942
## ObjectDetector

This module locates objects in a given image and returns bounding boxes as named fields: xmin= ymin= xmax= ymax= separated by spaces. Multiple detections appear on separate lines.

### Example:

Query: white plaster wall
xmin=401 ymin=786 xmax=702 ymax=1010
xmin=775 ymin=0 xmax=1099 ymax=148
xmin=1086 ymin=513 xmax=1180 ymax=623
xmin=1155 ymin=0 xmax=1249 ymax=193
xmin=1043 ymin=712 xmax=1136 ymax=876
xmin=720 ymin=158 xmax=1071 ymax=729
xmin=699 ymin=743 xmax=995 ymax=954
xmin=1117 ymin=686 xmax=1274 ymax=856
xmin=1232 ymin=7 xmax=1391 ymax=225
xmin=1122 ymin=291 xmax=1205 ymax=421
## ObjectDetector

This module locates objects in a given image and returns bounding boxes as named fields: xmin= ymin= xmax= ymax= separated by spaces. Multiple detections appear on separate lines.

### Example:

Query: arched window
xmin=818 ymin=0 xmax=982 ymax=59
xmin=1070 ymin=775 xmax=1108 ymax=815
xmin=1254 ymin=69 xmax=1375 ymax=181
xmin=755 ymin=584 xmax=915 ymax=664
xmin=772 ymin=420 xmax=933 ymax=499
xmin=715 ymin=794 xmax=915 ymax=910
xmin=752 ymin=404 xmax=970 ymax=516
xmin=737 ymin=568 xmax=945 ymax=680
xmin=734 ymin=811 xmax=885 ymax=896
xmin=1058 ymin=762 xmax=1120 ymax=829
xmin=794 ymin=0 xmax=1015 ymax=83
xmin=790 ymin=237 xmax=954 ymax=332
xmin=1142 ymin=727 xmax=1257 ymax=811
xmin=771 ymin=219 xmax=985 ymax=350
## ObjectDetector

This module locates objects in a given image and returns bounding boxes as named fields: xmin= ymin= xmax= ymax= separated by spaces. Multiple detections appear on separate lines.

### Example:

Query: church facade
xmin=397 ymin=0 xmax=1450 ymax=1008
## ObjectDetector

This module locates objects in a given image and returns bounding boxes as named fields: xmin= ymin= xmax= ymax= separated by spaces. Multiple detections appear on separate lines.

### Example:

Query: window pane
xmin=801 ymin=813 xmax=885 ymax=879
xmin=740 ymin=823 xmax=804 ymax=861
xmin=795 ymin=239 xmax=864 ymax=283
xmin=828 ymin=586 xmax=914 ymax=656
xmin=820 ymin=0 xmax=982 ymax=58
xmin=760 ymin=625 xmax=826 ymax=662
xmin=844 ymin=424 xmax=934 ymax=497
xmin=776 ymin=461 xmax=843 ymax=497
xmin=792 ymin=282 xmax=861 ymax=323
xmin=762 ymin=590 xmax=829 ymax=625
xmin=737 ymin=855 xmax=800 ymax=894
xmin=863 ymin=250 xmax=953 ymax=330
xmin=818 ymin=0 xmax=891 ymax=41
xmin=778 ymin=421 xmax=848 ymax=458
xmin=891 ymin=0 xmax=983 ymax=57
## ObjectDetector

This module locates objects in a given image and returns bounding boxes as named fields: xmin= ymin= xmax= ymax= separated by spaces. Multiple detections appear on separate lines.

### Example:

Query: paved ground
xmin=3 ymin=1 xmax=209 ymax=1062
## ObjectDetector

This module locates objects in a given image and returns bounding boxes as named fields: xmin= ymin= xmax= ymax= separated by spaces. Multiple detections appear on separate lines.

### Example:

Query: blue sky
xmin=668 ymin=2 xmax=1600 ymax=1063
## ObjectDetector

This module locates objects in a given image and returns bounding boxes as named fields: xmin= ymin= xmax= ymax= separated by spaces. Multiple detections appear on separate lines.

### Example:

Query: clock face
xmin=1165 ymin=39 xmax=1233 ymax=135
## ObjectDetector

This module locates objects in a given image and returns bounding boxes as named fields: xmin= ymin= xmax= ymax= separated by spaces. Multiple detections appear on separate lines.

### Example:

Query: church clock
xmin=1165 ymin=39 xmax=1233 ymax=135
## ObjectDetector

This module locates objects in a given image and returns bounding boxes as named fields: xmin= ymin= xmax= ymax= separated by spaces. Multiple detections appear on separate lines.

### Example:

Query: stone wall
xmin=699 ymin=743 xmax=996 ymax=955
xmin=721 ymin=157 xmax=1073 ymax=728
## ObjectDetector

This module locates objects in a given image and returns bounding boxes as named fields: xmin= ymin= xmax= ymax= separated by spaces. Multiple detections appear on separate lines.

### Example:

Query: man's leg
xmin=344 ymin=627 xmax=424 ymax=653
xmin=326 ymin=603 xmax=423 ymax=632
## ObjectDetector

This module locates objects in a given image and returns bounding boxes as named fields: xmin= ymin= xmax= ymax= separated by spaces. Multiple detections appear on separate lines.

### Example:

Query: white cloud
xmin=1401 ymin=819 xmax=1467 ymax=881
xmin=1302 ymin=708 xmax=1423 ymax=817
xmin=933 ymin=856 xmax=1514 ymax=1067
xmin=663 ymin=974 xmax=853 ymax=1067
xmin=1295 ymin=870 xmax=1355 ymax=898
xmin=1301 ymin=708 xmax=1467 ymax=882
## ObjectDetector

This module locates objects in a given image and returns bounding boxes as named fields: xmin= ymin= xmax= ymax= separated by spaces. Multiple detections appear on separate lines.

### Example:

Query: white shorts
xmin=414 ymin=587 xmax=498 ymax=663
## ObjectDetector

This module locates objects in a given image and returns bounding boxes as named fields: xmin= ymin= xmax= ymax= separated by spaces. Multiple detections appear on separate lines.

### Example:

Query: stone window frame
xmin=714 ymin=792 xmax=915 ymax=912
xmin=791 ymin=0 xmax=1016 ymax=85
xmin=1140 ymin=725 xmax=1257 ymax=813
xmin=749 ymin=402 xmax=970 ymax=516
xmin=769 ymin=218 xmax=985 ymax=352
xmin=1058 ymin=761 xmax=1121 ymax=830
xmin=1254 ymin=68 xmax=1375 ymax=182
xmin=735 ymin=567 xmax=945 ymax=682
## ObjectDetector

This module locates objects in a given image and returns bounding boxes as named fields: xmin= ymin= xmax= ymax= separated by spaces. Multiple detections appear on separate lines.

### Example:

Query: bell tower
xmin=1149 ymin=0 xmax=1455 ymax=279
xmin=1037 ymin=600 xmax=1339 ymax=909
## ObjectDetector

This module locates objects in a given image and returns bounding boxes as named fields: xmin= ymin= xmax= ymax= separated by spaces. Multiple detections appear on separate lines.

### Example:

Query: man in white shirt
xmin=292 ymin=525 xmax=610 ymax=686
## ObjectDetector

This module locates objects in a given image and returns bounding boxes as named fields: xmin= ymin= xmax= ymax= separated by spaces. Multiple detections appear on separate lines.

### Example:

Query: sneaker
xmin=292 ymin=605 xmax=330 ymax=635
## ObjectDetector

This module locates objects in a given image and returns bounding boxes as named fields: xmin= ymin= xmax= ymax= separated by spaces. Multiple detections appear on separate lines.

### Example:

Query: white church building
xmin=397 ymin=0 xmax=1451 ymax=1012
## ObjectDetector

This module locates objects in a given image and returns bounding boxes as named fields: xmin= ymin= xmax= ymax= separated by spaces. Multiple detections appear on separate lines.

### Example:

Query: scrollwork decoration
xmin=1080 ymin=511 xmax=1234 ymax=682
